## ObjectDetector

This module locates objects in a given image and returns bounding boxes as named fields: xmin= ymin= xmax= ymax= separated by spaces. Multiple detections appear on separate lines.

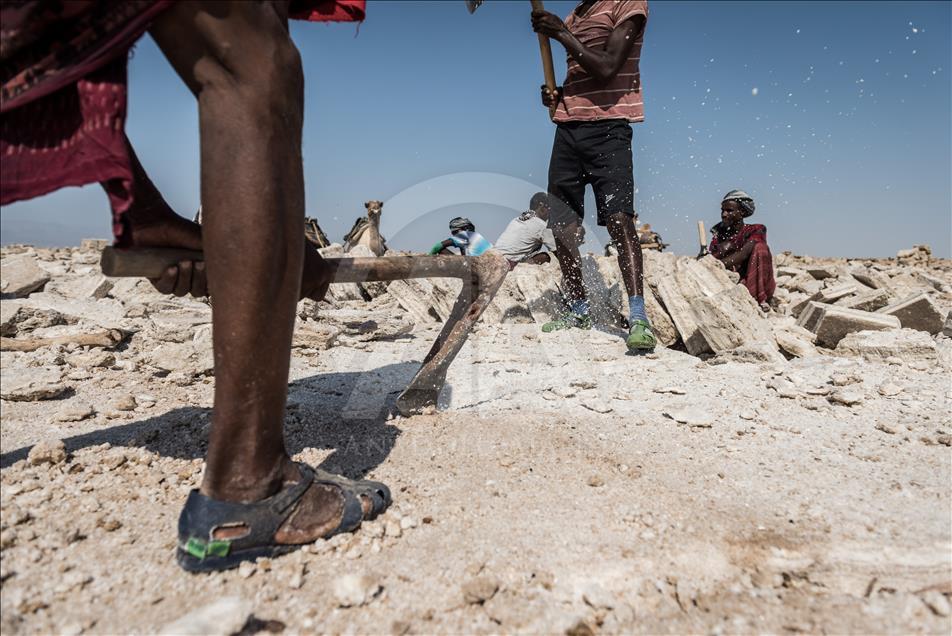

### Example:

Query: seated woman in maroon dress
xmin=709 ymin=190 xmax=776 ymax=312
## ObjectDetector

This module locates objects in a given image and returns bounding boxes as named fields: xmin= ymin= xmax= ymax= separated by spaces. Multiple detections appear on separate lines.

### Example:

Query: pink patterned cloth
xmin=1 ymin=0 xmax=365 ymax=246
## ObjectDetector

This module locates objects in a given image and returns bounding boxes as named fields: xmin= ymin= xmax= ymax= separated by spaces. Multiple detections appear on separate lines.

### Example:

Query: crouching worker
xmin=710 ymin=190 xmax=776 ymax=312
xmin=494 ymin=193 xmax=557 ymax=270
xmin=429 ymin=217 xmax=493 ymax=256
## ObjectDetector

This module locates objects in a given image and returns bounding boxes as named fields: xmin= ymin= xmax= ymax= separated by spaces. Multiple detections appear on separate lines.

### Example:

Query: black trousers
xmin=547 ymin=119 xmax=635 ymax=228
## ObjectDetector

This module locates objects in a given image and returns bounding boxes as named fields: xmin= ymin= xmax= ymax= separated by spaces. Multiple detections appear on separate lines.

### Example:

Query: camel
xmin=343 ymin=200 xmax=387 ymax=256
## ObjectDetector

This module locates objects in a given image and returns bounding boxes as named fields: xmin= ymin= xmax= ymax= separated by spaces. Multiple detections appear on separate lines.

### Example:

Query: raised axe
xmin=100 ymin=247 xmax=509 ymax=416
xmin=466 ymin=0 xmax=559 ymax=120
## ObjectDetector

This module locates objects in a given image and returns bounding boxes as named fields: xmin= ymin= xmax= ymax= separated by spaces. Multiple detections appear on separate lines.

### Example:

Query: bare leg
xmin=605 ymin=212 xmax=644 ymax=297
xmin=552 ymin=221 xmax=586 ymax=303
xmin=150 ymin=1 xmax=361 ymax=541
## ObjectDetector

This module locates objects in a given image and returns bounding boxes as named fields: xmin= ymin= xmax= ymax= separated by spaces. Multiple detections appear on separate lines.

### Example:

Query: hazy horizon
xmin=2 ymin=1 xmax=950 ymax=259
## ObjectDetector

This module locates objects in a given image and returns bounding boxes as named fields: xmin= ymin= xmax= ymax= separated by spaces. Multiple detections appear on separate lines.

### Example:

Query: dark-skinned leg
xmin=547 ymin=125 xmax=588 ymax=308
xmin=542 ymin=219 xmax=592 ymax=331
xmin=552 ymin=221 xmax=586 ymax=302
xmin=149 ymin=1 xmax=360 ymax=542
xmin=605 ymin=212 xmax=644 ymax=297
xmin=606 ymin=211 xmax=655 ymax=349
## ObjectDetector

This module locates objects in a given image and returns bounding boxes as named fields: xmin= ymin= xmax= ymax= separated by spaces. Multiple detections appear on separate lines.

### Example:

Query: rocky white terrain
xmin=1 ymin=241 xmax=950 ymax=635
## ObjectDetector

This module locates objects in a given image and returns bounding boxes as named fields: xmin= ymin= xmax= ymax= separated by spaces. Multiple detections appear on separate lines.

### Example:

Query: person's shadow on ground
xmin=1 ymin=362 xmax=422 ymax=478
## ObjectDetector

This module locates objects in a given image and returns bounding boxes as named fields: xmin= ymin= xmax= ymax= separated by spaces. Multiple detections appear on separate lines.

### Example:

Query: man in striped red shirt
xmin=532 ymin=0 xmax=656 ymax=352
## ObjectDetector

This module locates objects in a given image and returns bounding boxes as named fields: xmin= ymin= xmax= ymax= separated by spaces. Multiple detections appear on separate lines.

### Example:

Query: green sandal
xmin=542 ymin=311 xmax=593 ymax=333
xmin=626 ymin=319 xmax=656 ymax=351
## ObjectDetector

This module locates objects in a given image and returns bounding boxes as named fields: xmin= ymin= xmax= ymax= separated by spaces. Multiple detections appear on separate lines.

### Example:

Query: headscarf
xmin=449 ymin=217 xmax=476 ymax=233
xmin=722 ymin=190 xmax=755 ymax=217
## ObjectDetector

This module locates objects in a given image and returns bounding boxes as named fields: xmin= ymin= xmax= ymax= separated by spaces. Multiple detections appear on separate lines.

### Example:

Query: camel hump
xmin=304 ymin=217 xmax=330 ymax=248
xmin=343 ymin=217 xmax=369 ymax=244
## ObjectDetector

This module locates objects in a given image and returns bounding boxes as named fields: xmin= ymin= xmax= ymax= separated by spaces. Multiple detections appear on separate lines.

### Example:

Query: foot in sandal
xmin=2 ymin=0 xmax=382 ymax=578
xmin=178 ymin=461 xmax=390 ymax=572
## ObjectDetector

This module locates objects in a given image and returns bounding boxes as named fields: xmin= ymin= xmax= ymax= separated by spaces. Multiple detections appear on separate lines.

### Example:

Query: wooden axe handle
xmin=530 ymin=0 xmax=558 ymax=121
xmin=101 ymin=247 xmax=478 ymax=283
xmin=697 ymin=220 xmax=706 ymax=247
xmin=100 ymin=247 xmax=202 ymax=278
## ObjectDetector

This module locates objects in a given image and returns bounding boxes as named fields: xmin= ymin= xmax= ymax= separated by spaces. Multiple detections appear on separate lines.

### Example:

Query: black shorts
xmin=547 ymin=119 xmax=635 ymax=228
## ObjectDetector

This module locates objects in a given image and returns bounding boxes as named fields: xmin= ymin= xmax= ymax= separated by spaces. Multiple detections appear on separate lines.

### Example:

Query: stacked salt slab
xmin=769 ymin=245 xmax=951 ymax=355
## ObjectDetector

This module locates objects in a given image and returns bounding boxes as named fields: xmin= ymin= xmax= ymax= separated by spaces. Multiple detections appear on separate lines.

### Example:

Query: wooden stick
xmin=1 ymin=329 xmax=126 ymax=352
xmin=697 ymin=220 xmax=706 ymax=248
xmin=530 ymin=0 xmax=558 ymax=121
xmin=102 ymin=247 xmax=479 ymax=283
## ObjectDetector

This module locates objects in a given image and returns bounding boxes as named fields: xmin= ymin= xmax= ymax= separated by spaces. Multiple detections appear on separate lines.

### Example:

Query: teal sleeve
xmin=429 ymin=241 xmax=445 ymax=255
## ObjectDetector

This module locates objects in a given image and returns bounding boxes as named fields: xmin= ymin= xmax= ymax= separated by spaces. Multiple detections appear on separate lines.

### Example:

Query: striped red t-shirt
xmin=553 ymin=0 xmax=648 ymax=123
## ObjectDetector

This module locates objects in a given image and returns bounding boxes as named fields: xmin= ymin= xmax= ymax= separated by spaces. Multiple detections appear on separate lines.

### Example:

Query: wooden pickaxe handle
xmin=99 ymin=246 xmax=510 ymax=416
xmin=530 ymin=0 xmax=558 ymax=121
xmin=101 ymin=246 xmax=480 ymax=283
xmin=696 ymin=220 xmax=708 ymax=258
xmin=101 ymin=247 xmax=202 ymax=278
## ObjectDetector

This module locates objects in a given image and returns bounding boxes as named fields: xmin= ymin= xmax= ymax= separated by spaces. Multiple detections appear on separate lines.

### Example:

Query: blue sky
xmin=2 ymin=1 xmax=949 ymax=257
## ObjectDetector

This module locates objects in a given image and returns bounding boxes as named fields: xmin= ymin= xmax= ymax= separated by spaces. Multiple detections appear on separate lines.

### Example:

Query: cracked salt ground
xmin=1 ymin=242 xmax=951 ymax=634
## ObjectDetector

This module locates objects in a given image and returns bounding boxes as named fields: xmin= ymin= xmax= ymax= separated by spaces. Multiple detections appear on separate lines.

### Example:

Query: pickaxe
xmin=100 ymin=247 xmax=509 ymax=416
xmin=466 ymin=0 xmax=559 ymax=120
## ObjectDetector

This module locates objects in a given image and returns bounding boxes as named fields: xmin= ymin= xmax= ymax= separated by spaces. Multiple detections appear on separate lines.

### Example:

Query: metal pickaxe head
xmin=465 ymin=0 xmax=483 ymax=13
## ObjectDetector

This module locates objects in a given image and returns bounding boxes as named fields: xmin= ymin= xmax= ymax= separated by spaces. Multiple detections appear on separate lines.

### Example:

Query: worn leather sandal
xmin=176 ymin=463 xmax=390 ymax=572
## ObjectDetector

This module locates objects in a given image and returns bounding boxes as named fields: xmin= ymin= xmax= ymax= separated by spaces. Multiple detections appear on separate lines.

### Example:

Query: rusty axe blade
xmin=464 ymin=0 xmax=483 ymax=13
xmin=100 ymin=247 xmax=509 ymax=415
